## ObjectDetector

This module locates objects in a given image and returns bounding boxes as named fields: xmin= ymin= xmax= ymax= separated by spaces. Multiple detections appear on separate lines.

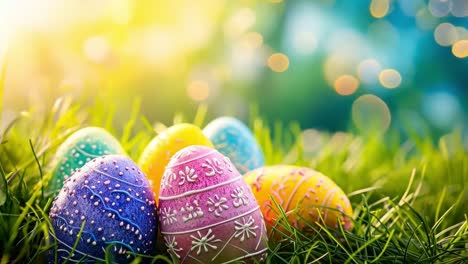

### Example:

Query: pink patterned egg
xmin=158 ymin=145 xmax=268 ymax=263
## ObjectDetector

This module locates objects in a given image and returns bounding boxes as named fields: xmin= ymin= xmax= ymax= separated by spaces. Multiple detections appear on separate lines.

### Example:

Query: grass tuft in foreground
xmin=0 ymin=97 xmax=467 ymax=263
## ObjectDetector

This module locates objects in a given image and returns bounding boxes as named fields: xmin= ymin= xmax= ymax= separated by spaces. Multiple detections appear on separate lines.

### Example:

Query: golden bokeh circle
xmin=187 ymin=80 xmax=210 ymax=101
xmin=452 ymin=40 xmax=468 ymax=58
xmin=334 ymin=75 xmax=359 ymax=95
xmin=379 ymin=69 xmax=402 ymax=89
xmin=267 ymin=53 xmax=290 ymax=72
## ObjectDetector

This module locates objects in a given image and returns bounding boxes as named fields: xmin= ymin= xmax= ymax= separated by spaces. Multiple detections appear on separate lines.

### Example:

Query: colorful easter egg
xmin=203 ymin=117 xmax=264 ymax=174
xmin=48 ymin=155 xmax=157 ymax=263
xmin=138 ymin=123 xmax=213 ymax=199
xmin=158 ymin=146 xmax=268 ymax=263
xmin=244 ymin=165 xmax=353 ymax=235
xmin=46 ymin=127 xmax=125 ymax=196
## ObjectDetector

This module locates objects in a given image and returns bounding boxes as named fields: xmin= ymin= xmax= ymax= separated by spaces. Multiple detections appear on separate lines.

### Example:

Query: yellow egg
xmin=138 ymin=124 xmax=213 ymax=199
xmin=244 ymin=165 xmax=353 ymax=236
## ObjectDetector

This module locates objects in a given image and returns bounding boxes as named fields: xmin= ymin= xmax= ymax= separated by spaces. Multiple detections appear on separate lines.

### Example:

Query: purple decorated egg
xmin=158 ymin=145 xmax=268 ymax=263
xmin=48 ymin=155 xmax=157 ymax=263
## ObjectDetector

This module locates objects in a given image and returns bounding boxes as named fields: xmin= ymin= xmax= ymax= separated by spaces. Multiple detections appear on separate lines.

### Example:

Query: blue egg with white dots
xmin=203 ymin=116 xmax=265 ymax=174
xmin=48 ymin=155 xmax=157 ymax=263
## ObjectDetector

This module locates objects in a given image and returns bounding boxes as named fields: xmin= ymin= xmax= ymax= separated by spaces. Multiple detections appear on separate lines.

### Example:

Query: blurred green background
xmin=0 ymin=0 xmax=467 ymax=138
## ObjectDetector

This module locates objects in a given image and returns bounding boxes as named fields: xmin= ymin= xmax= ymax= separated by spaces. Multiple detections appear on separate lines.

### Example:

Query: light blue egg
xmin=203 ymin=116 xmax=265 ymax=174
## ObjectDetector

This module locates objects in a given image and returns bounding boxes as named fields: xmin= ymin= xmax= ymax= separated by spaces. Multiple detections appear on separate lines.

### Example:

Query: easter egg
xmin=48 ymin=155 xmax=157 ymax=263
xmin=138 ymin=123 xmax=213 ymax=199
xmin=46 ymin=127 xmax=125 ymax=196
xmin=203 ymin=117 xmax=264 ymax=174
xmin=158 ymin=146 xmax=268 ymax=263
xmin=244 ymin=166 xmax=353 ymax=235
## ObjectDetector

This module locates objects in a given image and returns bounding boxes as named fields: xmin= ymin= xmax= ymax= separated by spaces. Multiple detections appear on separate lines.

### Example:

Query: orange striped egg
xmin=244 ymin=165 xmax=353 ymax=235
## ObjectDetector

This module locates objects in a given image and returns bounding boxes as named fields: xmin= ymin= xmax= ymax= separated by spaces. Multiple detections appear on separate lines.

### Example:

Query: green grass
xmin=0 ymin=97 xmax=467 ymax=264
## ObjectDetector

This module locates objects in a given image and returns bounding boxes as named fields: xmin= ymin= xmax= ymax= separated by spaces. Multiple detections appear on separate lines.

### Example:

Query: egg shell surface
xmin=48 ymin=155 xmax=157 ymax=263
xmin=244 ymin=165 xmax=353 ymax=235
xmin=47 ymin=127 xmax=125 ymax=196
xmin=203 ymin=117 xmax=264 ymax=174
xmin=159 ymin=145 xmax=268 ymax=263
xmin=138 ymin=123 xmax=213 ymax=199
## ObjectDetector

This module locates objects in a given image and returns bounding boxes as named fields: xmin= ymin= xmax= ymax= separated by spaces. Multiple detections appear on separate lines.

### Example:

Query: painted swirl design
xmin=48 ymin=155 xmax=157 ymax=263
xmin=46 ymin=127 xmax=124 ymax=196
xmin=244 ymin=165 xmax=354 ymax=237
xmin=159 ymin=146 xmax=268 ymax=264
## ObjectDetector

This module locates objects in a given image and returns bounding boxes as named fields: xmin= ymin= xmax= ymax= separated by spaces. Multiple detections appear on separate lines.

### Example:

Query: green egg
xmin=46 ymin=127 xmax=125 ymax=196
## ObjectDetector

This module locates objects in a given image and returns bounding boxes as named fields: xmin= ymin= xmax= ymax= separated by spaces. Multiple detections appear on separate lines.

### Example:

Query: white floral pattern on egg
xmin=158 ymin=145 xmax=268 ymax=263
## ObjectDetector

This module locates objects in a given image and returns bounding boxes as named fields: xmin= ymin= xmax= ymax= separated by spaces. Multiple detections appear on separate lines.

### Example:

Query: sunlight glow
xmin=109 ymin=0 xmax=133 ymax=24
xmin=83 ymin=36 xmax=110 ymax=63
xmin=141 ymin=28 xmax=181 ymax=69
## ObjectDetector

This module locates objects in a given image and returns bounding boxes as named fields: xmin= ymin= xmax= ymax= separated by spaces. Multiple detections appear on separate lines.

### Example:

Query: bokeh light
xmin=370 ymin=0 xmax=390 ymax=18
xmin=187 ymin=80 xmax=210 ymax=102
xmin=334 ymin=75 xmax=359 ymax=96
xmin=283 ymin=2 xmax=324 ymax=57
xmin=450 ymin=0 xmax=468 ymax=17
xmin=399 ymin=0 xmax=425 ymax=17
xmin=292 ymin=31 xmax=318 ymax=55
xmin=267 ymin=53 xmax=289 ymax=72
xmin=416 ymin=6 xmax=439 ymax=30
xmin=368 ymin=20 xmax=400 ymax=48
xmin=109 ymin=0 xmax=133 ymax=25
xmin=230 ymin=39 xmax=266 ymax=81
xmin=301 ymin=129 xmax=325 ymax=154
xmin=455 ymin=27 xmax=468 ymax=40
xmin=428 ymin=0 xmax=451 ymax=18
xmin=0 ymin=0 xmax=465 ymax=135
xmin=140 ymin=28 xmax=181 ymax=70
xmin=352 ymin=94 xmax=391 ymax=133
xmin=324 ymin=53 xmax=359 ymax=86
xmin=358 ymin=59 xmax=382 ymax=85
xmin=177 ymin=5 xmax=216 ymax=51
xmin=379 ymin=69 xmax=402 ymax=89
xmin=434 ymin=22 xmax=458 ymax=46
xmin=83 ymin=36 xmax=110 ymax=64
xmin=452 ymin=40 xmax=468 ymax=58
xmin=422 ymin=91 xmax=461 ymax=130
xmin=225 ymin=8 xmax=256 ymax=39
xmin=241 ymin=32 xmax=263 ymax=49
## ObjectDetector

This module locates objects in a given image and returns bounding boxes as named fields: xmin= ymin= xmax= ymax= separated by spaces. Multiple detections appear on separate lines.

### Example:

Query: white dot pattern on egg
xmin=48 ymin=155 xmax=157 ymax=263
xmin=158 ymin=146 xmax=268 ymax=263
